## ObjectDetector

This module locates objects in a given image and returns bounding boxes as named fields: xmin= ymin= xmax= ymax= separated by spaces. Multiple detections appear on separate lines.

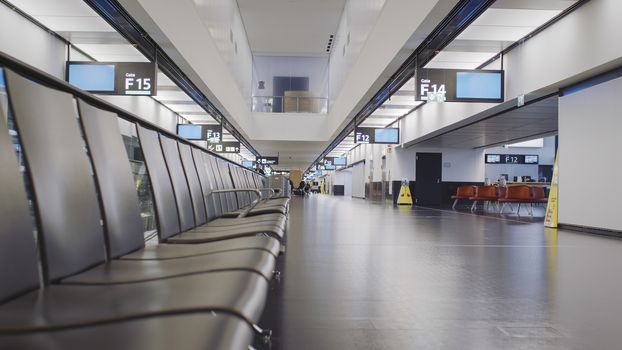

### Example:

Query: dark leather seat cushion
xmin=205 ymin=213 xmax=286 ymax=227
xmin=61 ymin=250 xmax=276 ymax=284
xmin=0 ymin=313 xmax=253 ymax=350
xmin=0 ymin=271 xmax=268 ymax=331
xmin=167 ymin=225 xmax=285 ymax=244
xmin=121 ymin=236 xmax=281 ymax=260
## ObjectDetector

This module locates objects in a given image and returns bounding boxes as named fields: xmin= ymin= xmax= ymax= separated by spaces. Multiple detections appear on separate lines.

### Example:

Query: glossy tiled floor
xmin=261 ymin=195 xmax=622 ymax=350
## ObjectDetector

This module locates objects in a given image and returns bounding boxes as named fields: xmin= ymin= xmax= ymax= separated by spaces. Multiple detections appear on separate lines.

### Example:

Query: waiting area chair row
xmin=452 ymin=185 xmax=548 ymax=215
xmin=0 ymin=65 xmax=288 ymax=350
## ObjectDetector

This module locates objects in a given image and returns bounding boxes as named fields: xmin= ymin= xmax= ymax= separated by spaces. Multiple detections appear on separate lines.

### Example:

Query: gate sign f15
xmin=67 ymin=62 xmax=157 ymax=96
xmin=416 ymin=68 xmax=504 ymax=103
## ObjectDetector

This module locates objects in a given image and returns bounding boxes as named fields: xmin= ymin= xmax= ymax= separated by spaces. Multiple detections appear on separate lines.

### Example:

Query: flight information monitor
xmin=456 ymin=71 xmax=503 ymax=100
xmin=333 ymin=157 xmax=347 ymax=166
xmin=355 ymin=127 xmax=399 ymax=144
xmin=68 ymin=63 xmax=115 ymax=92
xmin=374 ymin=128 xmax=399 ymax=144
xmin=177 ymin=124 xmax=204 ymax=140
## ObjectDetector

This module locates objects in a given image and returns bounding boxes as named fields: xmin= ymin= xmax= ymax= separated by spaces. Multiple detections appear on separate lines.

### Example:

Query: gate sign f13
xmin=67 ymin=62 xmax=157 ymax=96
xmin=416 ymin=68 xmax=504 ymax=103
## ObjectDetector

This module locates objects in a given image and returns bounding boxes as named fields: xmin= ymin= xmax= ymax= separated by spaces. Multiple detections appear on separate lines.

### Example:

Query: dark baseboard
xmin=558 ymin=223 xmax=622 ymax=240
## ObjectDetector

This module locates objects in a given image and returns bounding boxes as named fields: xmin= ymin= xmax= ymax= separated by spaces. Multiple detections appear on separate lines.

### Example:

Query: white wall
xmin=252 ymin=56 xmax=329 ymax=99
xmin=251 ymin=112 xmax=328 ymax=141
xmin=351 ymin=162 xmax=365 ymax=198
xmin=503 ymin=0 xmax=622 ymax=100
xmin=328 ymin=0 xmax=386 ymax=104
xmin=0 ymin=4 xmax=66 ymax=79
xmin=558 ymin=76 xmax=622 ymax=232
xmin=388 ymin=145 xmax=484 ymax=182
xmin=342 ymin=168 xmax=353 ymax=197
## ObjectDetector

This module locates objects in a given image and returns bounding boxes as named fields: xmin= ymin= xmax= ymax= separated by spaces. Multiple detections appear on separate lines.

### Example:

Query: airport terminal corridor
xmin=262 ymin=196 xmax=622 ymax=350
xmin=2 ymin=0 xmax=622 ymax=348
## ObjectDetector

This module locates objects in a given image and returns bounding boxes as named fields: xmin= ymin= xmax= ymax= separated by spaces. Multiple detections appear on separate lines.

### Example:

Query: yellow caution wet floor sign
xmin=397 ymin=180 xmax=413 ymax=205
xmin=544 ymin=152 xmax=559 ymax=228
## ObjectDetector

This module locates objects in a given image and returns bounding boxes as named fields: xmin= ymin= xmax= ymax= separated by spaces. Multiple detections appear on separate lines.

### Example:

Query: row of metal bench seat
xmin=0 ymin=64 xmax=288 ymax=349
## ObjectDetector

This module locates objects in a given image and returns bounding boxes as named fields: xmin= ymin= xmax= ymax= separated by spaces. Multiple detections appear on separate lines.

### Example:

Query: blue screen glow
xmin=177 ymin=124 xmax=203 ymax=140
xmin=333 ymin=157 xmax=347 ymax=166
xmin=456 ymin=71 xmax=502 ymax=100
xmin=374 ymin=128 xmax=399 ymax=144
xmin=0 ymin=69 xmax=5 ymax=88
xmin=68 ymin=64 xmax=115 ymax=91
xmin=242 ymin=160 xmax=254 ymax=168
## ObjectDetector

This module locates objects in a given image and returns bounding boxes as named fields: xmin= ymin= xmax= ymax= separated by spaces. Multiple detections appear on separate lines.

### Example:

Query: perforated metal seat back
xmin=178 ymin=143 xmax=207 ymax=225
xmin=77 ymin=100 xmax=144 ymax=258
xmin=6 ymin=70 xmax=105 ymax=281
xmin=0 ymin=95 xmax=40 ymax=302
xmin=160 ymin=135 xmax=195 ymax=232
xmin=217 ymin=160 xmax=239 ymax=210
xmin=136 ymin=126 xmax=180 ymax=240
xmin=205 ymin=155 xmax=231 ymax=214
xmin=191 ymin=147 xmax=219 ymax=220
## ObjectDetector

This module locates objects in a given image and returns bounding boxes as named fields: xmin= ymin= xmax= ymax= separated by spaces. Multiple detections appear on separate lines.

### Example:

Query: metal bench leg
xmin=517 ymin=203 xmax=521 ymax=215
xmin=471 ymin=201 xmax=477 ymax=211
xmin=253 ymin=324 xmax=273 ymax=344
xmin=499 ymin=202 xmax=505 ymax=213
xmin=452 ymin=199 xmax=458 ymax=209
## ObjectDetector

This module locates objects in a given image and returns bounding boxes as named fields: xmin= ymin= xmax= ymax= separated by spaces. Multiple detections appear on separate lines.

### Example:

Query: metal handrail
xmin=252 ymin=95 xmax=328 ymax=113
xmin=206 ymin=188 xmax=262 ymax=218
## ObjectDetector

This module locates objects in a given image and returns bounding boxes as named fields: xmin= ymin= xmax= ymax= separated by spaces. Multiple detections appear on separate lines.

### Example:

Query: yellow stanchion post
xmin=544 ymin=151 xmax=559 ymax=228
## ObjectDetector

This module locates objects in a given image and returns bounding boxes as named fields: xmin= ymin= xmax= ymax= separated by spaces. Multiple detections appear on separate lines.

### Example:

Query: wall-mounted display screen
xmin=324 ymin=164 xmax=336 ymax=170
xmin=355 ymin=127 xmax=399 ymax=144
xmin=177 ymin=124 xmax=204 ymax=140
xmin=486 ymin=154 xmax=501 ymax=164
xmin=333 ymin=157 xmax=347 ymax=166
xmin=68 ymin=64 xmax=115 ymax=92
xmin=67 ymin=62 xmax=156 ymax=96
xmin=0 ymin=69 xmax=5 ymax=88
xmin=485 ymin=154 xmax=539 ymax=164
xmin=242 ymin=160 xmax=254 ymax=168
xmin=374 ymin=128 xmax=399 ymax=144
xmin=456 ymin=71 xmax=503 ymax=100
xmin=416 ymin=68 xmax=504 ymax=103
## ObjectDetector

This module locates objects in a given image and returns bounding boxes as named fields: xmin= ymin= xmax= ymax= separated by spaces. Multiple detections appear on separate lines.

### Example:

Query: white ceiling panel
xmin=237 ymin=0 xmax=346 ymax=55
xmin=73 ymin=44 xmax=148 ymax=62
xmin=153 ymin=90 xmax=194 ymax=102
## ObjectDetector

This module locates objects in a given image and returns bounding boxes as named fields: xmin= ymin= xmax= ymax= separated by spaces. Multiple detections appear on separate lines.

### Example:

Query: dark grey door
xmin=415 ymin=152 xmax=442 ymax=206
xmin=272 ymin=76 xmax=309 ymax=112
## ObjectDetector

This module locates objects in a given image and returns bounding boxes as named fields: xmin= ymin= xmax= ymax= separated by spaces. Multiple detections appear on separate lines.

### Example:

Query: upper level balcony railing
xmin=252 ymin=96 xmax=328 ymax=114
